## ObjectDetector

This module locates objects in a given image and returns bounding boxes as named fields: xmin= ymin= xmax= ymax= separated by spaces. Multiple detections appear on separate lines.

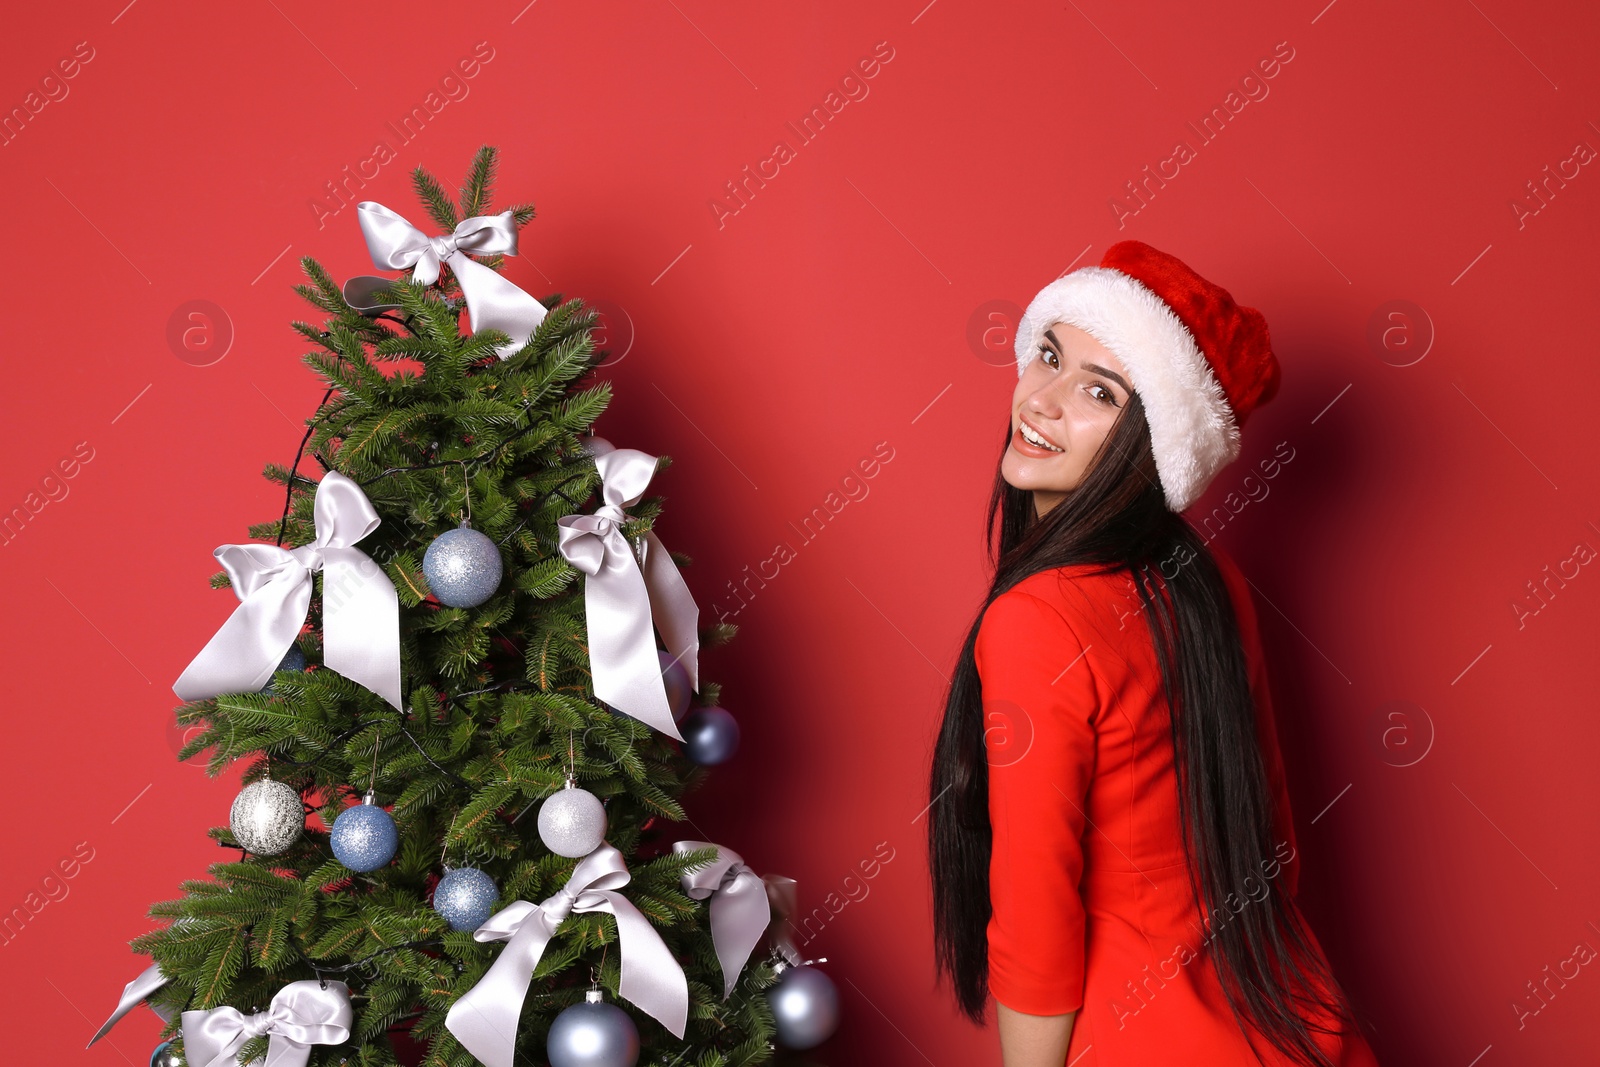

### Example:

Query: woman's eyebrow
xmin=1084 ymin=363 xmax=1132 ymax=394
xmin=1044 ymin=329 xmax=1133 ymax=394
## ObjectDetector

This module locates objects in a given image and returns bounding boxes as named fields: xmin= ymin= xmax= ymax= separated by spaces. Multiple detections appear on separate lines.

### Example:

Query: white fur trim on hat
xmin=1013 ymin=267 xmax=1241 ymax=513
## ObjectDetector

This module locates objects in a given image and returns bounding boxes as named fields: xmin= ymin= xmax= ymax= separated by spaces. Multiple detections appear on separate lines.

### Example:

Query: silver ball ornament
xmin=330 ymin=793 xmax=398 ymax=872
xmin=433 ymin=866 xmax=500 ymax=932
xmin=150 ymin=1041 xmax=185 ymax=1067
xmin=547 ymin=989 xmax=639 ymax=1067
xmin=229 ymin=779 xmax=304 ymax=856
xmin=537 ymin=783 xmax=607 ymax=858
xmin=681 ymin=706 xmax=740 ymax=766
xmin=658 ymin=649 xmax=691 ymax=723
xmin=423 ymin=526 xmax=503 ymax=608
xmin=768 ymin=964 xmax=840 ymax=1050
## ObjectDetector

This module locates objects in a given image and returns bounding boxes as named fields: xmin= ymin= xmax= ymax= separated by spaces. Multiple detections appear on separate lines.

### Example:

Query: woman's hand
xmin=996 ymin=1000 xmax=1076 ymax=1066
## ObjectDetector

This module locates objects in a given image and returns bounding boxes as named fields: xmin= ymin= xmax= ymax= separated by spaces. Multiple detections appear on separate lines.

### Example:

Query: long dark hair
xmin=927 ymin=392 xmax=1361 ymax=1066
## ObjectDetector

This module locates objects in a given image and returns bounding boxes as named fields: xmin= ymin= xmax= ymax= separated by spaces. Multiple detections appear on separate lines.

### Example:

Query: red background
xmin=3 ymin=1 xmax=1597 ymax=1064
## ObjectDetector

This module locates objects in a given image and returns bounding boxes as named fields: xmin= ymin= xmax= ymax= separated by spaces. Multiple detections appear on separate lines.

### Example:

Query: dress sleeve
xmin=1214 ymin=551 xmax=1301 ymax=900
xmin=975 ymin=588 xmax=1099 ymax=1016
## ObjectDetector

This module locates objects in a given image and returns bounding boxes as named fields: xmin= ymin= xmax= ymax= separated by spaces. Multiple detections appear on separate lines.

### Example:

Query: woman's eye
xmin=1090 ymin=384 xmax=1119 ymax=407
xmin=1040 ymin=345 xmax=1058 ymax=367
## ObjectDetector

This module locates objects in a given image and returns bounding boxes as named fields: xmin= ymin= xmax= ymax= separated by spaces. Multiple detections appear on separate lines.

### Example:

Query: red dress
xmin=976 ymin=546 xmax=1379 ymax=1065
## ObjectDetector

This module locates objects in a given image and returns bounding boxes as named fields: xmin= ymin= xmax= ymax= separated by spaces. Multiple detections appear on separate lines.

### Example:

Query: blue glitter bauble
xmin=330 ymin=799 xmax=398 ymax=872
xmin=423 ymin=526 xmax=503 ymax=608
xmin=258 ymin=645 xmax=308 ymax=694
xmin=434 ymin=867 xmax=500 ymax=932
xmin=681 ymin=706 xmax=740 ymax=765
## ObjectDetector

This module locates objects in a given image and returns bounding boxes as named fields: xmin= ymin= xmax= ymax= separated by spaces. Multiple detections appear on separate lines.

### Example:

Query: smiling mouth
xmin=1017 ymin=419 xmax=1064 ymax=452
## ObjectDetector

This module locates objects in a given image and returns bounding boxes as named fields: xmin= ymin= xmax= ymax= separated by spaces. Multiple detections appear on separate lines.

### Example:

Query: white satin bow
xmin=355 ymin=200 xmax=548 ymax=358
xmin=674 ymin=840 xmax=772 ymax=999
xmin=556 ymin=448 xmax=700 ymax=741
xmin=180 ymin=980 xmax=352 ymax=1067
xmin=172 ymin=470 xmax=402 ymax=710
xmin=764 ymin=874 xmax=803 ymax=965
xmin=445 ymin=842 xmax=688 ymax=1065
xmin=87 ymin=961 xmax=174 ymax=1047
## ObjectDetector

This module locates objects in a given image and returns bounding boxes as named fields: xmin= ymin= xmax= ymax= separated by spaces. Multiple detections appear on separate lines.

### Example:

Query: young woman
xmin=928 ymin=242 xmax=1380 ymax=1067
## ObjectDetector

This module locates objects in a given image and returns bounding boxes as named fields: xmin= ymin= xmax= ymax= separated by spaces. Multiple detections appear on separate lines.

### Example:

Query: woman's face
xmin=1002 ymin=321 xmax=1135 ymax=516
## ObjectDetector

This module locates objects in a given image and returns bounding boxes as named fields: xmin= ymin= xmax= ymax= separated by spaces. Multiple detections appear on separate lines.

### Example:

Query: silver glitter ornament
xmin=547 ymin=988 xmax=639 ymax=1067
xmin=537 ymin=780 xmax=607 ymax=858
xmin=150 ymin=1040 xmax=185 ymax=1067
xmin=768 ymin=963 xmax=839 ymax=1050
xmin=423 ymin=526 xmax=503 ymax=608
xmin=330 ymin=792 xmax=398 ymax=872
xmin=229 ymin=779 xmax=304 ymax=856
xmin=434 ymin=866 xmax=500 ymax=932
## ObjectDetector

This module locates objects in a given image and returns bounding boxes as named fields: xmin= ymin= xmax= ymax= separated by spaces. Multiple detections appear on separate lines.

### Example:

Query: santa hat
xmin=1014 ymin=240 xmax=1280 ymax=513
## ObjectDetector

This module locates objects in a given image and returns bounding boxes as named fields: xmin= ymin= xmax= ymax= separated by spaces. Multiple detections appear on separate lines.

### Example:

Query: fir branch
xmin=457 ymin=144 xmax=498 ymax=221
xmin=412 ymin=164 xmax=459 ymax=233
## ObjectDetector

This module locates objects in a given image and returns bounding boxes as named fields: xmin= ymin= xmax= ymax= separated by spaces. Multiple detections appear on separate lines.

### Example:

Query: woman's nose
xmin=1027 ymin=384 xmax=1067 ymax=415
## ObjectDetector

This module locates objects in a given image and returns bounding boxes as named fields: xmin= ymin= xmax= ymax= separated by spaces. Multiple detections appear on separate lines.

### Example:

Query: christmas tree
xmin=90 ymin=147 xmax=837 ymax=1067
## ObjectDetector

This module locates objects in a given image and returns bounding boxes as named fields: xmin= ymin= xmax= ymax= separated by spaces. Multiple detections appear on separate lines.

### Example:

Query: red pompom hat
xmin=1013 ymin=240 xmax=1281 ymax=513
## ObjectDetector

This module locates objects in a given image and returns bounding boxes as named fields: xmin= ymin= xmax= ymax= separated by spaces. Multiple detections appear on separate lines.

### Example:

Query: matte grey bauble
xmin=681 ymin=706 xmax=739 ymax=766
xmin=546 ymin=989 xmax=639 ymax=1067
xmin=658 ymin=649 xmax=691 ymax=722
xmin=768 ymin=964 xmax=839 ymax=1050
